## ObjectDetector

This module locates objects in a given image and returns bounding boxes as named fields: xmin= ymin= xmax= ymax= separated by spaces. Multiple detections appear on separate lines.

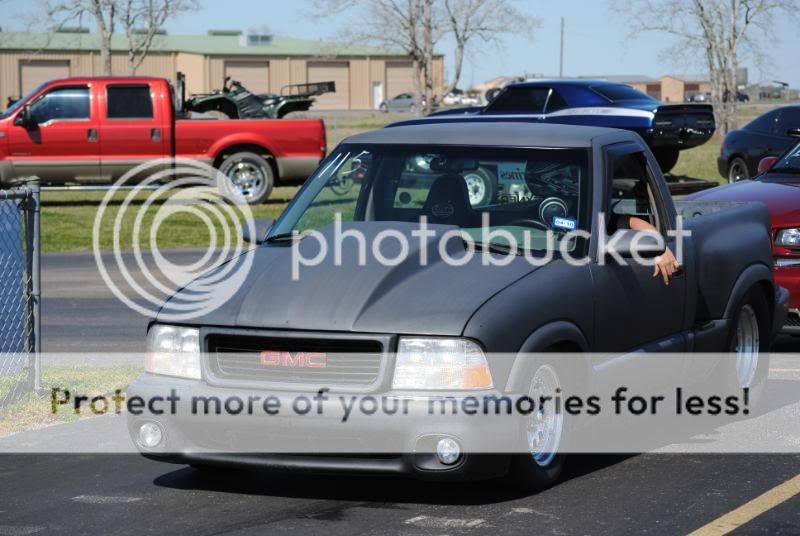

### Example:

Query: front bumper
xmin=126 ymin=374 xmax=514 ymax=481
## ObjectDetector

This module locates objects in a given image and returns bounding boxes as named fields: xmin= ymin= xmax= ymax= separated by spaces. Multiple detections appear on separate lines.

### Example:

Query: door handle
xmin=151 ymin=128 xmax=161 ymax=142
xmin=87 ymin=128 xmax=97 ymax=142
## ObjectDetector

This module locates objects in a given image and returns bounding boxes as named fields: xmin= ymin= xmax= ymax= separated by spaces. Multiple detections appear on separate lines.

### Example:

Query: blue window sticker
xmin=552 ymin=216 xmax=577 ymax=231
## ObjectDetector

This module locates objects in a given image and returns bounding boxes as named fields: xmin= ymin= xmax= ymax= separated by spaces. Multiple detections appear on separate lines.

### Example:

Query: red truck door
xmin=98 ymin=81 xmax=169 ymax=179
xmin=6 ymin=83 xmax=101 ymax=181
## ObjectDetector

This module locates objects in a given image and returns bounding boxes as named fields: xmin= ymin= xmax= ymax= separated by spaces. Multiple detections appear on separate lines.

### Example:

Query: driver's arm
xmin=627 ymin=216 xmax=680 ymax=285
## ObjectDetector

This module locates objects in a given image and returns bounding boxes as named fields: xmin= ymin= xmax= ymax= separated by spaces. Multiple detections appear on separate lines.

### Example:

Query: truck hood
xmin=158 ymin=222 xmax=544 ymax=336
xmin=686 ymin=178 xmax=800 ymax=226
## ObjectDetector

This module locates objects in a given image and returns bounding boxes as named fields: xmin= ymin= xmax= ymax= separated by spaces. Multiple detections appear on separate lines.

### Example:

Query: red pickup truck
xmin=0 ymin=77 xmax=326 ymax=203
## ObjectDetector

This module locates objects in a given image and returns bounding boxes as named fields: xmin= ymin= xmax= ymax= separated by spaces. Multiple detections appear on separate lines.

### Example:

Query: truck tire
xmin=728 ymin=157 xmax=750 ymax=183
xmin=462 ymin=168 xmax=496 ymax=207
xmin=722 ymin=288 xmax=770 ymax=409
xmin=653 ymin=148 xmax=680 ymax=174
xmin=506 ymin=360 xmax=571 ymax=492
xmin=218 ymin=151 xmax=275 ymax=204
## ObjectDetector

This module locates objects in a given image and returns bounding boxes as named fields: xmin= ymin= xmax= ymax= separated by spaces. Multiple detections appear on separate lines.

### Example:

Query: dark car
xmin=718 ymin=105 xmax=800 ymax=182
xmin=392 ymin=81 xmax=716 ymax=174
xmin=127 ymin=122 xmax=785 ymax=491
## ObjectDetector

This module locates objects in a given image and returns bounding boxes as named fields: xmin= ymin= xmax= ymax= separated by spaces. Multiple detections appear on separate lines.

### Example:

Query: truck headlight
xmin=776 ymin=228 xmax=800 ymax=246
xmin=392 ymin=338 xmax=493 ymax=390
xmin=145 ymin=325 xmax=201 ymax=380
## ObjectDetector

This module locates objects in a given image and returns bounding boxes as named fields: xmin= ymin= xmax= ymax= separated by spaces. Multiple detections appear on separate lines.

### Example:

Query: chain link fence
xmin=0 ymin=182 xmax=40 ymax=408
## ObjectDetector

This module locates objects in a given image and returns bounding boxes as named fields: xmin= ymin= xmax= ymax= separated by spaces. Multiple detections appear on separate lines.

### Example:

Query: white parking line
xmin=404 ymin=515 xmax=486 ymax=528
xmin=71 ymin=495 xmax=142 ymax=504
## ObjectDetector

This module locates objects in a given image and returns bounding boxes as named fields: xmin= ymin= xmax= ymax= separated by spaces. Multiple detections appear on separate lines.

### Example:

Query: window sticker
xmin=498 ymin=162 xmax=527 ymax=185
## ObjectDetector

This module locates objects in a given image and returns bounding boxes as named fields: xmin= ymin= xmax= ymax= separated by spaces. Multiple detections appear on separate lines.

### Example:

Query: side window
xmin=107 ymin=85 xmax=154 ymax=119
xmin=484 ymin=87 xmax=550 ymax=114
xmin=608 ymin=152 xmax=660 ymax=233
xmin=29 ymin=86 xmax=90 ymax=123
xmin=545 ymin=89 xmax=568 ymax=113
xmin=746 ymin=111 xmax=778 ymax=134
xmin=774 ymin=109 xmax=800 ymax=136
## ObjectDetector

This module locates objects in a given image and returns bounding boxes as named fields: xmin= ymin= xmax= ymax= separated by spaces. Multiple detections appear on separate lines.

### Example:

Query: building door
xmin=307 ymin=62 xmax=350 ymax=109
xmin=372 ymin=81 xmax=383 ymax=109
xmin=385 ymin=61 xmax=415 ymax=99
xmin=224 ymin=60 xmax=270 ymax=93
xmin=19 ymin=60 xmax=70 ymax=95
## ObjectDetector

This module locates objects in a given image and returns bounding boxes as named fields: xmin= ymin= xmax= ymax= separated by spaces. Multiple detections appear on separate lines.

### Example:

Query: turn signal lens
xmin=393 ymin=338 xmax=493 ymax=390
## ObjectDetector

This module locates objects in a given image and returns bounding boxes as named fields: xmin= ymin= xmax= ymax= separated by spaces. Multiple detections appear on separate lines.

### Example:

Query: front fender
xmin=722 ymin=262 xmax=774 ymax=320
xmin=504 ymin=321 xmax=589 ymax=393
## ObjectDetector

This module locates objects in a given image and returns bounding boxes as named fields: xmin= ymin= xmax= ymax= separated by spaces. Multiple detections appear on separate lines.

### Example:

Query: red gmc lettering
xmin=260 ymin=351 xmax=327 ymax=368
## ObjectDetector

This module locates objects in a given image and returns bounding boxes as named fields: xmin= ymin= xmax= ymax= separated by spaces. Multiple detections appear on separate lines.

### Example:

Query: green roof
xmin=0 ymin=31 xmax=414 ymax=57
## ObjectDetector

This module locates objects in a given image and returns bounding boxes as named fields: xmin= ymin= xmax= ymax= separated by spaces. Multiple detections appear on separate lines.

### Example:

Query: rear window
xmin=591 ymin=84 xmax=656 ymax=102
xmin=484 ymin=87 xmax=550 ymax=114
xmin=107 ymin=84 xmax=154 ymax=119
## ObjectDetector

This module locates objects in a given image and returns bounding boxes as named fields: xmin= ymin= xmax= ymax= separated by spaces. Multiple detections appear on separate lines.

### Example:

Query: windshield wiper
xmin=468 ymin=240 xmax=528 ymax=256
xmin=264 ymin=232 xmax=302 ymax=243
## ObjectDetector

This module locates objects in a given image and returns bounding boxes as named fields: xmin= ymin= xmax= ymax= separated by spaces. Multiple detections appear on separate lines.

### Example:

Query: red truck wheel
xmin=218 ymin=152 xmax=275 ymax=204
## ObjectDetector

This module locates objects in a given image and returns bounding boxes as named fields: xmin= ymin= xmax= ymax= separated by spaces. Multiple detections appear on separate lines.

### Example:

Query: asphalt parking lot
xmin=0 ymin=252 xmax=798 ymax=535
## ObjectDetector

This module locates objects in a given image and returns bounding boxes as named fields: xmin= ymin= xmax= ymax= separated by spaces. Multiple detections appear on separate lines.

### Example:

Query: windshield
xmin=0 ymin=82 xmax=47 ymax=119
xmin=591 ymin=84 xmax=658 ymax=103
xmin=272 ymin=144 xmax=590 ymax=253
xmin=768 ymin=143 xmax=800 ymax=177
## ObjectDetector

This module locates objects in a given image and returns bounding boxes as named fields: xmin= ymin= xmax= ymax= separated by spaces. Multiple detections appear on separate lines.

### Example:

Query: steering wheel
xmin=508 ymin=218 xmax=549 ymax=231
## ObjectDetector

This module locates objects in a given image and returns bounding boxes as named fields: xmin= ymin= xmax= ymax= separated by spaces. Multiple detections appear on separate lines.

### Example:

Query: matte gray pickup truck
xmin=128 ymin=122 xmax=787 ymax=490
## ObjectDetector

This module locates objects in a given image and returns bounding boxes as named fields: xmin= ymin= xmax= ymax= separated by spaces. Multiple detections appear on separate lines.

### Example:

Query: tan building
xmin=658 ymin=75 xmax=712 ymax=103
xmin=0 ymin=29 xmax=444 ymax=110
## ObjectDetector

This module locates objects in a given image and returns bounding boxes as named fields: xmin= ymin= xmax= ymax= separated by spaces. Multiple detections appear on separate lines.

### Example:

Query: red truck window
xmin=29 ymin=86 xmax=90 ymax=124
xmin=107 ymin=84 xmax=154 ymax=119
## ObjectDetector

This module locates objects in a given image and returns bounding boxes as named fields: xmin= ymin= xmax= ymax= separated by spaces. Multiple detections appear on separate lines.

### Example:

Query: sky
xmin=2 ymin=0 xmax=798 ymax=88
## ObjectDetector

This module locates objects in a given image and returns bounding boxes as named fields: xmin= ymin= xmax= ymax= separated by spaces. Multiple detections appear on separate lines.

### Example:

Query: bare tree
xmin=38 ymin=0 xmax=117 ymax=74
xmin=37 ymin=0 xmax=195 ymax=75
xmin=613 ymin=0 xmax=799 ymax=135
xmin=121 ymin=0 xmax=197 ymax=74
xmin=312 ymin=0 xmax=447 ymax=114
xmin=441 ymin=0 xmax=537 ymax=96
xmin=314 ymin=0 xmax=534 ymax=113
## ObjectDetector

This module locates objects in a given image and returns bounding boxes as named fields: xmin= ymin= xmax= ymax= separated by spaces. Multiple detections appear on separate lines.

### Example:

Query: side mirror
xmin=758 ymin=156 xmax=779 ymax=175
xmin=604 ymin=230 xmax=666 ymax=260
xmin=787 ymin=128 xmax=800 ymax=138
xmin=242 ymin=218 xmax=274 ymax=245
xmin=14 ymin=105 xmax=34 ymax=127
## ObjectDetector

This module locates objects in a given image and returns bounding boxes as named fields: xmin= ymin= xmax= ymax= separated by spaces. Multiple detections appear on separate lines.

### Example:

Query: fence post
xmin=26 ymin=180 xmax=41 ymax=392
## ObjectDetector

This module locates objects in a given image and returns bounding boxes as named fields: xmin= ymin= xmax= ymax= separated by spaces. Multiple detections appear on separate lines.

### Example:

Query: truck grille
xmin=207 ymin=334 xmax=385 ymax=387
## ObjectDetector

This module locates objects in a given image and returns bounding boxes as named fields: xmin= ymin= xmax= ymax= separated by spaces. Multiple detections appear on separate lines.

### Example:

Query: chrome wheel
xmin=227 ymin=160 xmax=267 ymax=201
xmin=527 ymin=364 xmax=564 ymax=467
xmin=463 ymin=172 xmax=488 ymax=206
xmin=735 ymin=304 xmax=760 ymax=388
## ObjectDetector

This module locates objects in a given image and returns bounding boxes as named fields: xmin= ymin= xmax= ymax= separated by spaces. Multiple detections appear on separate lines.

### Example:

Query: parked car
xmin=0 ymin=77 xmax=327 ymax=204
xmin=394 ymin=80 xmax=716 ymax=174
xmin=689 ymin=141 xmax=800 ymax=331
xmin=128 ymin=122 xmax=786 ymax=490
xmin=718 ymin=105 xmax=800 ymax=182
xmin=687 ymin=92 xmax=712 ymax=103
xmin=379 ymin=93 xmax=421 ymax=113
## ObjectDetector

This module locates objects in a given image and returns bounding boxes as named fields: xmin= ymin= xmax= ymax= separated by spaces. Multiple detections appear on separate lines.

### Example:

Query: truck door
xmin=6 ymin=83 xmax=100 ymax=181
xmin=99 ymin=81 xmax=168 ymax=180
xmin=590 ymin=143 xmax=687 ymax=354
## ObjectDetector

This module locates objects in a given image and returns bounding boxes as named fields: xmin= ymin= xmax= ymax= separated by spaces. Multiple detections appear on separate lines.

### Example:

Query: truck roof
xmin=45 ymin=76 xmax=167 ymax=85
xmin=345 ymin=122 xmax=636 ymax=148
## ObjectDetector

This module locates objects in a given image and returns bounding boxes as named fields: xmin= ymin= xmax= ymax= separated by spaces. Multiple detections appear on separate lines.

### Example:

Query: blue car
xmin=397 ymin=80 xmax=715 ymax=178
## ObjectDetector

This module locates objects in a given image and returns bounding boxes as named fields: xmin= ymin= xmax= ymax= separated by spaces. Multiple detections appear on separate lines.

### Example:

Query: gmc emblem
xmin=260 ymin=350 xmax=327 ymax=368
